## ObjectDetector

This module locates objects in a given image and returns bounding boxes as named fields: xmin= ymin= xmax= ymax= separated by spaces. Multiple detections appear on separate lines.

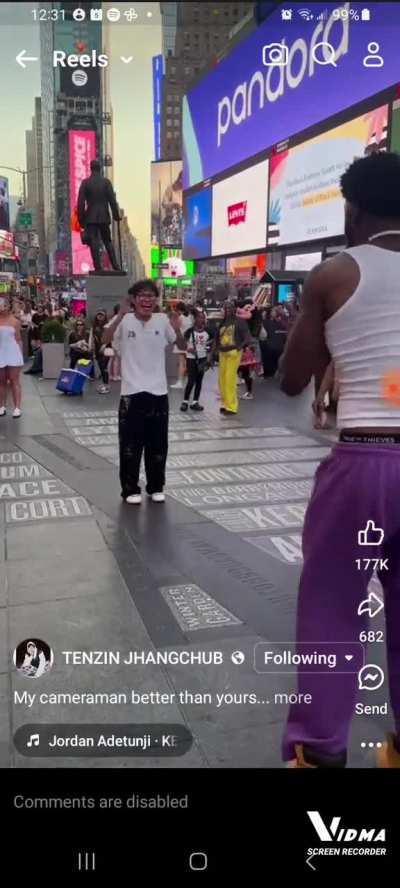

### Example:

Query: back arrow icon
xmin=16 ymin=50 xmax=39 ymax=68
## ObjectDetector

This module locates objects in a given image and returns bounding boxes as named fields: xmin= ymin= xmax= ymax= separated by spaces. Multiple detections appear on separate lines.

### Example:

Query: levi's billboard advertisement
xmin=212 ymin=159 xmax=269 ymax=257
xmin=68 ymin=130 xmax=96 ymax=274
xmin=183 ymin=2 xmax=400 ymax=189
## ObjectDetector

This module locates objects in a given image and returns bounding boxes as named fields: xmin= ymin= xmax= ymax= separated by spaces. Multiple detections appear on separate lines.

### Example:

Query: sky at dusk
xmin=0 ymin=2 xmax=162 ymax=270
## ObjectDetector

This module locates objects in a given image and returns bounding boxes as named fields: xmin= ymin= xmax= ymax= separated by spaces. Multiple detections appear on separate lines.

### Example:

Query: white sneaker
xmin=170 ymin=381 xmax=184 ymax=389
xmin=125 ymin=494 xmax=142 ymax=505
xmin=151 ymin=492 xmax=165 ymax=503
xmin=12 ymin=407 xmax=22 ymax=417
xmin=241 ymin=392 xmax=254 ymax=400
xmin=0 ymin=407 xmax=6 ymax=416
xmin=97 ymin=385 xmax=110 ymax=394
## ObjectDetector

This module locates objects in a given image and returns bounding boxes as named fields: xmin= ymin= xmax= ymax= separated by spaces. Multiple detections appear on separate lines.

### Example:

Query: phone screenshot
xmin=1 ymin=0 xmax=400 ymax=876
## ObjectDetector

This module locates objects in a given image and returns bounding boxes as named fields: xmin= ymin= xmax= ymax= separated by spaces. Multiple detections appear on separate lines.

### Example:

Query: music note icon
xmin=27 ymin=733 xmax=40 ymax=748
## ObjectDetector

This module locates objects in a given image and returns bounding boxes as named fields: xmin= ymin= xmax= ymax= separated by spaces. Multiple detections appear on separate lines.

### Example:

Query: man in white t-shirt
xmin=103 ymin=279 xmax=185 ymax=504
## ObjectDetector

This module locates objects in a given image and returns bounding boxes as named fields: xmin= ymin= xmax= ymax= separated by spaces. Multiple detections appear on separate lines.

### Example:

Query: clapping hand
xmin=120 ymin=297 xmax=133 ymax=317
xmin=169 ymin=310 xmax=181 ymax=333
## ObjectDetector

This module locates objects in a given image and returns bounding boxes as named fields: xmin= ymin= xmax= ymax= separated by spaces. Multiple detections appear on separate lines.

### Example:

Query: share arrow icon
xmin=357 ymin=591 xmax=384 ymax=619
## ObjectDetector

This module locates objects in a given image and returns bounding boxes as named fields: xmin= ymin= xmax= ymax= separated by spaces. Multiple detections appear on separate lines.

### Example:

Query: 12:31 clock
xmin=32 ymin=8 xmax=66 ymax=21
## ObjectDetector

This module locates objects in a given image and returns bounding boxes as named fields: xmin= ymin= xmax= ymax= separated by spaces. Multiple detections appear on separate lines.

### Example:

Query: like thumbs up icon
xmin=358 ymin=520 xmax=384 ymax=547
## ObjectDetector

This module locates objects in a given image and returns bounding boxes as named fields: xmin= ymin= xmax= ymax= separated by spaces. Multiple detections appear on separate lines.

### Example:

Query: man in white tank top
xmin=279 ymin=152 xmax=400 ymax=769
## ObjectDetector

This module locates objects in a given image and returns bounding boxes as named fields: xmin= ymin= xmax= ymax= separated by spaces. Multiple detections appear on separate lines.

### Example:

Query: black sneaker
xmin=190 ymin=402 xmax=204 ymax=411
xmin=220 ymin=407 xmax=227 ymax=414
xmin=180 ymin=401 xmax=189 ymax=412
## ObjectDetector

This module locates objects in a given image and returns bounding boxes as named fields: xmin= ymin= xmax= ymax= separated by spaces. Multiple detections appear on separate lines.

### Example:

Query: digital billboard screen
xmin=183 ymin=2 xmax=399 ymax=189
xmin=68 ymin=129 xmax=97 ymax=274
xmin=151 ymin=247 xmax=194 ymax=283
xmin=285 ymin=252 xmax=322 ymax=272
xmin=152 ymin=55 xmax=163 ymax=161
xmin=211 ymin=159 xmax=269 ymax=257
xmin=268 ymin=104 xmax=388 ymax=247
xmin=183 ymin=187 xmax=212 ymax=260
xmin=391 ymin=98 xmax=400 ymax=154
xmin=0 ymin=229 xmax=14 ymax=259
xmin=60 ymin=65 xmax=100 ymax=98
xmin=151 ymin=161 xmax=183 ymax=248
xmin=0 ymin=177 xmax=10 ymax=231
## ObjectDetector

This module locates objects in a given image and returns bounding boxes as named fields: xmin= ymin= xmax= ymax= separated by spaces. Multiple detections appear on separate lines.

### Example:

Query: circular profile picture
xmin=13 ymin=638 xmax=54 ymax=679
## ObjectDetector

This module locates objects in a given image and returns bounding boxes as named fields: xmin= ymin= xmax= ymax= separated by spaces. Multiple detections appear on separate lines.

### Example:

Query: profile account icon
xmin=363 ymin=42 xmax=384 ymax=67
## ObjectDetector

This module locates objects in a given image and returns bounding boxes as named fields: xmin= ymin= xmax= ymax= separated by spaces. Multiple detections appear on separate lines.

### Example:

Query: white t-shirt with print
xmin=186 ymin=328 xmax=212 ymax=360
xmin=113 ymin=312 xmax=176 ymax=396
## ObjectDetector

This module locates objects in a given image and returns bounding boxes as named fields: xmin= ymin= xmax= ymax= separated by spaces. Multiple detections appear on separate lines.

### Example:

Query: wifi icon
xmin=298 ymin=8 xmax=314 ymax=20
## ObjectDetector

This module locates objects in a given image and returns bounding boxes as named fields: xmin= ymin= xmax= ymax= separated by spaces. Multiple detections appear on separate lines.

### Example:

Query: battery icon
xmin=361 ymin=8 xmax=371 ymax=20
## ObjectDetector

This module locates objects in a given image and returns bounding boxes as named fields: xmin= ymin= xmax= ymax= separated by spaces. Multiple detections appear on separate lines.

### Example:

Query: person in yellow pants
xmin=216 ymin=302 xmax=251 ymax=415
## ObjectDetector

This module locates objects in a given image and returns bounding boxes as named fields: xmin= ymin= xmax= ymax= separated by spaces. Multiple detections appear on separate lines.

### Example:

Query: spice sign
xmin=69 ymin=129 xmax=96 ymax=274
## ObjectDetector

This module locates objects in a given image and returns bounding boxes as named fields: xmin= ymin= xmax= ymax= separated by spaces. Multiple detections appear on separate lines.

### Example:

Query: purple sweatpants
xmin=283 ymin=442 xmax=400 ymax=762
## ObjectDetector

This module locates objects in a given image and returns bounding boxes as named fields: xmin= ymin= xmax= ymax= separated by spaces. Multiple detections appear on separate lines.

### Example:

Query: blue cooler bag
xmin=56 ymin=360 xmax=93 ymax=395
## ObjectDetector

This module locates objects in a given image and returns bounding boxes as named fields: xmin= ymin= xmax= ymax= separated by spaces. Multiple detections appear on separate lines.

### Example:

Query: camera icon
xmin=262 ymin=43 xmax=289 ymax=66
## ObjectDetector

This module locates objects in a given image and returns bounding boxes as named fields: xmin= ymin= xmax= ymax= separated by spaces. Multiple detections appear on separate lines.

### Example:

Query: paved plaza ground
xmin=0 ymin=369 xmax=389 ymax=768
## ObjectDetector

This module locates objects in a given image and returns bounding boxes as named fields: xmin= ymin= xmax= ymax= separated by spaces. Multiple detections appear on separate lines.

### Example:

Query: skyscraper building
xmin=119 ymin=209 xmax=146 ymax=284
xmin=159 ymin=2 xmax=253 ymax=158
xmin=40 ymin=2 xmax=104 ymax=275
xmin=101 ymin=16 xmax=115 ymax=184
xmin=25 ymin=98 xmax=46 ymax=273
xmin=161 ymin=1 xmax=178 ymax=60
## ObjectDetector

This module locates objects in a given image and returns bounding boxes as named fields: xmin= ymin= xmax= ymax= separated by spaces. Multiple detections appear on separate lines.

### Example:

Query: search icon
xmin=312 ymin=41 xmax=337 ymax=67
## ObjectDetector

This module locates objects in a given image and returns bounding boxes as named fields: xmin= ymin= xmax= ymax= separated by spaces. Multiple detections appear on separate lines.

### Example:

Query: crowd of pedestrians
xmin=0 ymin=275 xmax=298 ymax=417
xmin=167 ymin=295 xmax=297 ymax=416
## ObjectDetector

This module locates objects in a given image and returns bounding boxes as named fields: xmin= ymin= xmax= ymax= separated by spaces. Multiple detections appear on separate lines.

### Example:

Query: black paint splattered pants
xmin=119 ymin=392 xmax=169 ymax=497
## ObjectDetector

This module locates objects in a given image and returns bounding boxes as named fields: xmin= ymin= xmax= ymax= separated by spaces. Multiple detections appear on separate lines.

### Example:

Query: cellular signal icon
xmin=298 ymin=8 xmax=314 ymax=21
xmin=317 ymin=9 xmax=329 ymax=21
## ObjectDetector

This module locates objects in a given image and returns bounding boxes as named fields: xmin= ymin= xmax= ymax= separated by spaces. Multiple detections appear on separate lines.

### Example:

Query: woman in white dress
xmin=0 ymin=293 xmax=24 ymax=417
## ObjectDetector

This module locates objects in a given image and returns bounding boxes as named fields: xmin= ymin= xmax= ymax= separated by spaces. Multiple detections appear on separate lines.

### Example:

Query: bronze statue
xmin=77 ymin=159 xmax=121 ymax=272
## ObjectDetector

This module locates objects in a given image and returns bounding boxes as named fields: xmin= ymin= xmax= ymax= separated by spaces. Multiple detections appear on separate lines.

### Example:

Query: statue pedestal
xmin=86 ymin=272 xmax=127 ymax=322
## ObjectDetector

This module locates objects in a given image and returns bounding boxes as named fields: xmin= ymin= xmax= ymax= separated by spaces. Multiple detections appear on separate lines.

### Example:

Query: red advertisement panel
xmin=69 ymin=130 xmax=96 ymax=274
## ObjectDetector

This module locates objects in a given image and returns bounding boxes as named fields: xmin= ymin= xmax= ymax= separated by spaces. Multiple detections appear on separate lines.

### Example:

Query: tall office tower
xmin=161 ymin=1 xmax=178 ymax=61
xmin=119 ymin=209 xmax=146 ymax=283
xmin=159 ymin=2 xmax=253 ymax=158
xmin=25 ymin=98 xmax=46 ymax=274
xmin=101 ymin=15 xmax=114 ymax=184
xmin=40 ymin=2 xmax=104 ymax=275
